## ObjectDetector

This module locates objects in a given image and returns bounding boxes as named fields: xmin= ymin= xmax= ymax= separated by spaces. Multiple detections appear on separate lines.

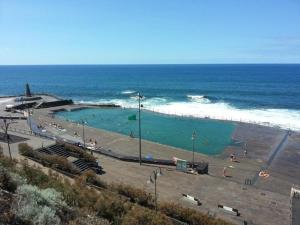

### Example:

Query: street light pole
xmin=148 ymin=167 xmax=162 ymax=212
xmin=154 ymin=171 xmax=157 ymax=212
xmin=2 ymin=119 xmax=12 ymax=160
xmin=27 ymin=106 xmax=32 ymax=133
xmin=82 ymin=120 xmax=86 ymax=148
xmin=138 ymin=92 xmax=142 ymax=165
xmin=192 ymin=131 xmax=196 ymax=169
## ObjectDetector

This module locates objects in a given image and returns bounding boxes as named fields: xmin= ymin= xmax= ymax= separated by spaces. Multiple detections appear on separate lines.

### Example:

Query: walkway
xmin=252 ymin=130 xmax=290 ymax=184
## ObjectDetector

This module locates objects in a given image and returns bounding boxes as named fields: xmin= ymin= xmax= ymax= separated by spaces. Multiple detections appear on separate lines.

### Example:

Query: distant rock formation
xmin=25 ymin=83 xmax=32 ymax=97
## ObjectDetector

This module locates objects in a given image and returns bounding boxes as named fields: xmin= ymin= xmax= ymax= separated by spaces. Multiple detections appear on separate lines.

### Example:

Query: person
xmin=230 ymin=153 xmax=234 ymax=162
xmin=129 ymin=131 xmax=134 ymax=138
xmin=223 ymin=167 xmax=227 ymax=177
xmin=244 ymin=149 xmax=247 ymax=157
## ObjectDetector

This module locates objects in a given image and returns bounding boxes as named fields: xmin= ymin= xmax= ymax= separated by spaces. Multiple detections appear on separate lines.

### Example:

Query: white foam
xmin=187 ymin=95 xmax=210 ymax=103
xmin=76 ymin=98 xmax=300 ymax=131
xmin=0 ymin=98 xmax=15 ymax=105
xmin=121 ymin=90 xmax=136 ymax=95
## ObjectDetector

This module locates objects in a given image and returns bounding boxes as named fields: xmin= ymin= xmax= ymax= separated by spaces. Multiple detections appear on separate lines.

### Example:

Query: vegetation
xmin=109 ymin=183 xmax=155 ymax=208
xmin=160 ymin=202 xmax=234 ymax=225
xmin=58 ymin=142 xmax=96 ymax=163
xmin=122 ymin=206 xmax=172 ymax=225
xmin=0 ymin=167 xmax=17 ymax=192
xmin=18 ymin=143 xmax=80 ymax=175
xmin=5 ymin=145 xmax=235 ymax=225
xmin=18 ymin=143 xmax=34 ymax=157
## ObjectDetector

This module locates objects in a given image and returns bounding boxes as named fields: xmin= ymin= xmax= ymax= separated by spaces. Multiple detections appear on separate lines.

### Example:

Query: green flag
xmin=128 ymin=114 xmax=137 ymax=121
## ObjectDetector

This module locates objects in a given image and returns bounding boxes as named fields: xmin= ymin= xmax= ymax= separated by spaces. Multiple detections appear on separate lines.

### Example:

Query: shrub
xmin=19 ymin=144 xmax=80 ymax=175
xmin=94 ymin=193 xmax=130 ymax=224
xmin=20 ymin=162 xmax=50 ymax=187
xmin=159 ymin=202 xmax=235 ymax=225
xmin=110 ymin=183 xmax=154 ymax=208
xmin=68 ymin=214 xmax=111 ymax=225
xmin=18 ymin=143 xmax=34 ymax=157
xmin=41 ymin=154 xmax=79 ymax=174
xmin=14 ymin=184 xmax=65 ymax=225
xmin=121 ymin=206 xmax=172 ymax=225
xmin=0 ymin=154 xmax=17 ymax=169
xmin=0 ymin=167 xmax=17 ymax=192
xmin=0 ymin=190 xmax=16 ymax=224
xmin=83 ymin=170 xmax=107 ymax=188
xmin=59 ymin=142 xmax=96 ymax=163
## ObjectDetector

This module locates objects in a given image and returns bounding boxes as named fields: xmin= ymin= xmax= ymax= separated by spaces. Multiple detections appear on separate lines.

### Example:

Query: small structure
xmin=25 ymin=83 xmax=32 ymax=97
xmin=291 ymin=185 xmax=300 ymax=225
xmin=176 ymin=159 xmax=187 ymax=172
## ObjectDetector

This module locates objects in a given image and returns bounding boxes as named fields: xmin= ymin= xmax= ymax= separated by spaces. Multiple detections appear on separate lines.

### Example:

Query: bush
xmin=68 ymin=214 xmax=111 ymax=225
xmin=110 ymin=183 xmax=154 ymax=208
xmin=20 ymin=162 xmax=50 ymax=187
xmin=0 ymin=167 xmax=17 ymax=192
xmin=159 ymin=202 xmax=235 ymax=225
xmin=0 ymin=155 xmax=17 ymax=169
xmin=94 ymin=193 xmax=130 ymax=224
xmin=19 ymin=144 xmax=80 ymax=175
xmin=83 ymin=170 xmax=107 ymax=188
xmin=121 ymin=206 xmax=172 ymax=225
xmin=14 ymin=184 xmax=65 ymax=225
xmin=42 ymin=154 xmax=79 ymax=174
xmin=18 ymin=143 xmax=34 ymax=157
xmin=59 ymin=142 xmax=96 ymax=163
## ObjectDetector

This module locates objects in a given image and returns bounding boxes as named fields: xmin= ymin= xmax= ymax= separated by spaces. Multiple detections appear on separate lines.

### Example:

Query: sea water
xmin=0 ymin=64 xmax=300 ymax=130
xmin=56 ymin=108 xmax=236 ymax=155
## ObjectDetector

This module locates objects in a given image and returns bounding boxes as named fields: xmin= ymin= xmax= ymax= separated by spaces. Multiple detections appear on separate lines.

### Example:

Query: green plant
xmin=83 ymin=170 xmax=107 ymax=188
xmin=18 ymin=143 xmax=34 ymax=157
xmin=159 ymin=202 xmax=235 ymax=225
xmin=19 ymin=145 xmax=80 ymax=175
xmin=59 ymin=142 xmax=96 ymax=163
xmin=121 ymin=205 xmax=172 ymax=225
xmin=14 ymin=184 xmax=65 ymax=225
xmin=110 ymin=183 xmax=154 ymax=208
xmin=94 ymin=194 xmax=130 ymax=224
xmin=68 ymin=214 xmax=111 ymax=225
xmin=0 ymin=167 xmax=17 ymax=192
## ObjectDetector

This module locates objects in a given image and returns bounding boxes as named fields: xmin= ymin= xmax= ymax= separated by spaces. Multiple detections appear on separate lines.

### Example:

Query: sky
xmin=0 ymin=0 xmax=300 ymax=65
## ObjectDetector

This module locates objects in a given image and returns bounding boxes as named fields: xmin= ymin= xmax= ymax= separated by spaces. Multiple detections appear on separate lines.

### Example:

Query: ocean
xmin=1 ymin=64 xmax=300 ymax=130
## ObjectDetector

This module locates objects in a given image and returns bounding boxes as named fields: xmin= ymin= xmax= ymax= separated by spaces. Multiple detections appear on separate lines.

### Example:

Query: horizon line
xmin=1 ymin=63 xmax=300 ymax=66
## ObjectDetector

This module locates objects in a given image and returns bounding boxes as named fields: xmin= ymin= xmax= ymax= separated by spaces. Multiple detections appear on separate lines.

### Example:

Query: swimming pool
xmin=56 ymin=108 xmax=236 ymax=155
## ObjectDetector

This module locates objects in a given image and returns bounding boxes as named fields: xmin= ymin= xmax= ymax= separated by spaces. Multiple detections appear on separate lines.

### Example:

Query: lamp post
xmin=81 ymin=120 xmax=86 ymax=148
xmin=138 ymin=92 xmax=143 ymax=165
xmin=148 ymin=167 xmax=163 ymax=212
xmin=192 ymin=131 xmax=196 ymax=169
xmin=1 ymin=118 xmax=14 ymax=160
xmin=27 ymin=106 xmax=32 ymax=133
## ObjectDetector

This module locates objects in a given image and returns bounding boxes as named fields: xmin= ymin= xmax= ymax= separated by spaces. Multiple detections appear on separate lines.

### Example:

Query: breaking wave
xmin=121 ymin=90 xmax=136 ymax=95
xmin=187 ymin=95 xmax=211 ymax=103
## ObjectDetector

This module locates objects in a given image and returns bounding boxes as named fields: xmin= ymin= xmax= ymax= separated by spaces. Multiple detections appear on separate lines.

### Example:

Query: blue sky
xmin=0 ymin=0 xmax=300 ymax=64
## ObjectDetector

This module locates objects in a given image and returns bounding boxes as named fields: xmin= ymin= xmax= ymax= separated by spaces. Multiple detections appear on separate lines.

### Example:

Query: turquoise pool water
xmin=56 ymin=108 xmax=236 ymax=155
